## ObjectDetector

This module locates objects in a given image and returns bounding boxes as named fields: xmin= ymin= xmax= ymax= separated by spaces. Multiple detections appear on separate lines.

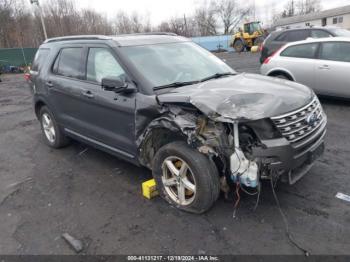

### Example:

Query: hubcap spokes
xmin=42 ymin=113 xmax=55 ymax=143
xmin=162 ymin=157 xmax=196 ymax=206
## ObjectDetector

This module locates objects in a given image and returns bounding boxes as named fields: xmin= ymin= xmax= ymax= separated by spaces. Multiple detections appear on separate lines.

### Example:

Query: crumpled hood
xmin=157 ymin=73 xmax=314 ymax=122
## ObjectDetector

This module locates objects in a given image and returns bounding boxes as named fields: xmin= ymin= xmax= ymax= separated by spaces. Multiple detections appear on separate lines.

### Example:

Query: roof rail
xmin=44 ymin=32 xmax=178 ymax=44
xmin=44 ymin=35 xmax=112 ymax=44
xmin=113 ymin=32 xmax=178 ymax=37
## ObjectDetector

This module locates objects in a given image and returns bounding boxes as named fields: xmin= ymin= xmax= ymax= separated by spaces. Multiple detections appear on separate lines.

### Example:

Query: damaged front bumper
xmin=253 ymin=125 xmax=326 ymax=184
xmin=252 ymin=97 xmax=327 ymax=184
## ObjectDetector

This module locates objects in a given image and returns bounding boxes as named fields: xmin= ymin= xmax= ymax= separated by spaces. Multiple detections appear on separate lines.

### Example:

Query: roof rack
xmin=44 ymin=35 xmax=112 ymax=44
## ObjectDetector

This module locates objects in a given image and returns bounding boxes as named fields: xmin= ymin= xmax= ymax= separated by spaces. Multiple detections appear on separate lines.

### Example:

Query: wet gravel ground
xmin=0 ymin=52 xmax=350 ymax=255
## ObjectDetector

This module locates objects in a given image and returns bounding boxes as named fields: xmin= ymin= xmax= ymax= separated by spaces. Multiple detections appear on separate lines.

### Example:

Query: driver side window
xmin=86 ymin=48 xmax=125 ymax=83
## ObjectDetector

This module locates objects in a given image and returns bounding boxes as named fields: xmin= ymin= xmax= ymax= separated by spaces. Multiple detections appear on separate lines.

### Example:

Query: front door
xmin=73 ymin=46 xmax=137 ymax=157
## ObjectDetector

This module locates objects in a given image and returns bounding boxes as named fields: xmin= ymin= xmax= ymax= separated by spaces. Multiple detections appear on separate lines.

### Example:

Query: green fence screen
xmin=0 ymin=48 xmax=38 ymax=67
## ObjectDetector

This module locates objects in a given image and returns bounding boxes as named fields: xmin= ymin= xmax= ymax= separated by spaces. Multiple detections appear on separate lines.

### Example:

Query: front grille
xmin=271 ymin=97 xmax=326 ymax=146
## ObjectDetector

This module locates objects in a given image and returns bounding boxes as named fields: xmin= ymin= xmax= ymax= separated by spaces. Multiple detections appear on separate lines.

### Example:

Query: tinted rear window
xmin=32 ymin=48 xmax=50 ymax=71
xmin=275 ymin=30 xmax=309 ymax=42
xmin=285 ymin=30 xmax=309 ymax=41
xmin=280 ymin=43 xmax=318 ymax=59
xmin=53 ymin=48 xmax=83 ymax=79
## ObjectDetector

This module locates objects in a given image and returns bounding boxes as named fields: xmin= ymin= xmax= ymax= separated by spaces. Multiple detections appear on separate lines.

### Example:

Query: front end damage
xmin=136 ymin=77 xmax=327 ymax=189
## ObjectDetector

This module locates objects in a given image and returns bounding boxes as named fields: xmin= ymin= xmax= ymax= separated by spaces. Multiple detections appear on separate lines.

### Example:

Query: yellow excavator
xmin=231 ymin=21 xmax=266 ymax=52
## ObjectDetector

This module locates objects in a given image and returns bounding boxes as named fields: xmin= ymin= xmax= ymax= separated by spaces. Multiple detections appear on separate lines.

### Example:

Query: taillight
xmin=263 ymin=56 xmax=272 ymax=64
xmin=259 ymin=41 xmax=265 ymax=52
xmin=263 ymin=45 xmax=285 ymax=64
xmin=24 ymin=73 xmax=31 ymax=81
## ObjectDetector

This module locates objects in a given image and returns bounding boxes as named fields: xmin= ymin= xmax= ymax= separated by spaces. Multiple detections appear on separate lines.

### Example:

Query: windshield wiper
xmin=153 ymin=72 xmax=236 ymax=91
xmin=153 ymin=80 xmax=199 ymax=91
xmin=199 ymin=72 xmax=236 ymax=83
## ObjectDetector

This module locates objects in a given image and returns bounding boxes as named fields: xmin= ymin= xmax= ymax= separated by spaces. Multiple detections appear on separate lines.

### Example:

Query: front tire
xmin=152 ymin=141 xmax=220 ymax=213
xmin=39 ymin=106 xmax=70 ymax=148
xmin=274 ymin=74 xmax=290 ymax=80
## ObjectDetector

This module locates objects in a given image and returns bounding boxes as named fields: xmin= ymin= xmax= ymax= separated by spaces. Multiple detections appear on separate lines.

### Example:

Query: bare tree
xmin=158 ymin=21 xmax=171 ymax=32
xmin=297 ymin=0 xmax=321 ymax=15
xmin=284 ymin=0 xmax=296 ymax=17
xmin=214 ymin=0 xmax=250 ymax=34
xmin=114 ymin=11 xmax=132 ymax=34
xmin=280 ymin=0 xmax=321 ymax=18
xmin=194 ymin=2 xmax=217 ymax=36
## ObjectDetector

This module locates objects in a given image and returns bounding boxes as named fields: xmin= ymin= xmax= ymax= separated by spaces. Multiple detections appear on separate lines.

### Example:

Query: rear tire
xmin=39 ymin=106 xmax=70 ymax=148
xmin=152 ymin=141 xmax=220 ymax=214
xmin=253 ymin=36 xmax=264 ymax=47
xmin=233 ymin=39 xmax=245 ymax=52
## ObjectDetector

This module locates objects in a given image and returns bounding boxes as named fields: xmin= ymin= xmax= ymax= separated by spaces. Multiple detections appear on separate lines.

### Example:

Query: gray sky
xmin=73 ymin=0 xmax=350 ymax=26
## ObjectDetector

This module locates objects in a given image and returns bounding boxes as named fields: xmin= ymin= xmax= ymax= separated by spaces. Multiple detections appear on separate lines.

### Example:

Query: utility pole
xmin=30 ymin=0 xmax=47 ymax=39
xmin=183 ymin=14 xmax=188 ymax=37
xmin=253 ymin=0 xmax=256 ymax=21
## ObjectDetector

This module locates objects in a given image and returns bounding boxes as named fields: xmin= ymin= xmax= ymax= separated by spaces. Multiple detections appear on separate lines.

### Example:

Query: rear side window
xmin=320 ymin=42 xmax=350 ymax=62
xmin=32 ymin=48 xmax=50 ymax=72
xmin=53 ymin=47 xmax=83 ymax=79
xmin=285 ymin=30 xmax=309 ymax=41
xmin=280 ymin=43 xmax=318 ymax=59
xmin=275 ymin=32 xmax=288 ymax=41
xmin=275 ymin=30 xmax=309 ymax=42
xmin=311 ymin=30 xmax=332 ymax=38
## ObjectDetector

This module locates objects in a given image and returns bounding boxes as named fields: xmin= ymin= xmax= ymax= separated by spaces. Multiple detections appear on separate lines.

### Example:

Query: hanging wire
xmin=270 ymin=175 xmax=310 ymax=256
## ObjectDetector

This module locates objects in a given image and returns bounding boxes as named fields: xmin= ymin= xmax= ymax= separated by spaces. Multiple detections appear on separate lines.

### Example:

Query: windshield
xmin=251 ymin=22 xmax=262 ymax=32
xmin=329 ymin=28 xmax=350 ymax=37
xmin=121 ymin=42 xmax=235 ymax=87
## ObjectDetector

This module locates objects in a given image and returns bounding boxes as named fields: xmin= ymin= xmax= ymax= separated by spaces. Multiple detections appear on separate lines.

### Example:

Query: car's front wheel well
xmin=268 ymin=70 xmax=293 ymax=81
xmin=139 ymin=128 xmax=187 ymax=169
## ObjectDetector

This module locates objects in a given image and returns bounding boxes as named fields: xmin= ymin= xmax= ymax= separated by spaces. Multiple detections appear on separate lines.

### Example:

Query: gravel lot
xmin=0 ymin=52 xmax=350 ymax=255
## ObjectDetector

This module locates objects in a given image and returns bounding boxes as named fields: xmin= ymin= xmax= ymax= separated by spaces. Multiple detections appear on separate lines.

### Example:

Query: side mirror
xmin=101 ymin=76 xmax=128 ymax=93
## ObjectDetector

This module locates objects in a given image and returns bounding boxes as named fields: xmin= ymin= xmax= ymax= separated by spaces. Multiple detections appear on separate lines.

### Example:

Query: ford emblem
xmin=305 ymin=112 xmax=318 ymax=126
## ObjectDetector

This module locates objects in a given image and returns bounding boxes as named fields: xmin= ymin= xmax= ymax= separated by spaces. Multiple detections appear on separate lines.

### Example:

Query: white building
xmin=274 ymin=5 xmax=350 ymax=30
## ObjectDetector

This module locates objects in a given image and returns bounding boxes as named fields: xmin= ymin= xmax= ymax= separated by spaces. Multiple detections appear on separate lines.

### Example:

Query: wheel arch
xmin=267 ymin=69 xmax=295 ymax=81
xmin=138 ymin=126 xmax=188 ymax=169
xmin=233 ymin=37 xmax=246 ymax=46
xmin=34 ymin=99 xmax=47 ymax=119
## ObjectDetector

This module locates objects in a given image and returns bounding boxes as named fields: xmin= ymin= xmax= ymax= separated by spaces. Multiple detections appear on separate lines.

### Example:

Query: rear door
xmin=278 ymin=42 xmax=319 ymax=88
xmin=315 ymin=41 xmax=350 ymax=97
xmin=46 ymin=45 xmax=86 ymax=131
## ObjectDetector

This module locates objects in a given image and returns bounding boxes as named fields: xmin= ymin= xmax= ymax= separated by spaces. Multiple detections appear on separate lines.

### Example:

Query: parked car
xmin=28 ymin=34 xmax=327 ymax=213
xmin=260 ymin=37 xmax=350 ymax=98
xmin=260 ymin=27 xmax=350 ymax=63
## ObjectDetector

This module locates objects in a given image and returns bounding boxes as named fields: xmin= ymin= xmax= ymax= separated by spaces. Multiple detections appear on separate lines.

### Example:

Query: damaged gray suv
xmin=29 ymin=33 xmax=327 ymax=213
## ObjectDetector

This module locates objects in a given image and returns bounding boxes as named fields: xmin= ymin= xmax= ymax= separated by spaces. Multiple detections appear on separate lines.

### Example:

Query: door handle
xmin=45 ymin=81 xmax=54 ymax=88
xmin=318 ymin=65 xmax=330 ymax=70
xmin=82 ymin=90 xmax=94 ymax=98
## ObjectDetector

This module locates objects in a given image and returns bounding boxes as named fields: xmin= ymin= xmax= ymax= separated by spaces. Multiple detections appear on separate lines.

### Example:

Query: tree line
xmin=274 ymin=0 xmax=321 ymax=21
xmin=0 ymin=0 xmax=322 ymax=48
xmin=0 ymin=0 xmax=254 ymax=48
